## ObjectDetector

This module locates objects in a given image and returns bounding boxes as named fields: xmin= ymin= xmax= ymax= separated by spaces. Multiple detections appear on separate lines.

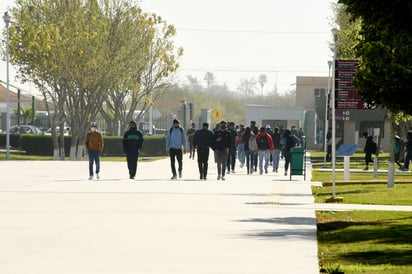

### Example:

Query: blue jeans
xmin=237 ymin=143 xmax=245 ymax=165
xmin=88 ymin=150 xmax=100 ymax=176
xmin=272 ymin=149 xmax=281 ymax=171
xmin=244 ymin=149 xmax=254 ymax=173
xmin=258 ymin=149 xmax=270 ymax=173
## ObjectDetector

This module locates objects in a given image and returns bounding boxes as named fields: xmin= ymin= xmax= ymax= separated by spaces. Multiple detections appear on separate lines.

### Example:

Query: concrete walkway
xmin=0 ymin=154 xmax=410 ymax=274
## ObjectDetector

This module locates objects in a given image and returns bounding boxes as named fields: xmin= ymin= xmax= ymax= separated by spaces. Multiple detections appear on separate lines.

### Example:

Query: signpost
xmin=334 ymin=59 xmax=376 ymax=115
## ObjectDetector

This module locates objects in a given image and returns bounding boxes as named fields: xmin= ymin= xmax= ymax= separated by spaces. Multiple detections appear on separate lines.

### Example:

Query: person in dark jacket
xmin=123 ymin=121 xmax=144 ymax=179
xmin=363 ymin=135 xmax=377 ymax=170
xmin=226 ymin=121 xmax=237 ymax=174
xmin=401 ymin=130 xmax=412 ymax=171
xmin=271 ymin=127 xmax=282 ymax=173
xmin=193 ymin=122 xmax=214 ymax=180
xmin=283 ymin=129 xmax=296 ymax=176
xmin=212 ymin=121 xmax=231 ymax=180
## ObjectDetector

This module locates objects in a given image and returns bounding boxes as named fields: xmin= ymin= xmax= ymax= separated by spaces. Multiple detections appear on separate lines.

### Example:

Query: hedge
xmin=0 ymin=134 xmax=167 ymax=157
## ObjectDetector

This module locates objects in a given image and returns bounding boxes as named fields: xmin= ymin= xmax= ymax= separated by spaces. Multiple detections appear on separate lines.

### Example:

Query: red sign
xmin=334 ymin=59 xmax=375 ymax=111
xmin=336 ymin=89 xmax=362 ymax=100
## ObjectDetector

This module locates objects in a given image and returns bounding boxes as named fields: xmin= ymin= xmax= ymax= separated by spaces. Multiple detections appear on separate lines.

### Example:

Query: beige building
xmin=296 ymin=76 xmax=389 ymax=152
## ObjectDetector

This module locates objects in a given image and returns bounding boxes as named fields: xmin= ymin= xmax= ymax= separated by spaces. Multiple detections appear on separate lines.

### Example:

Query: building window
xmin=314 ymin=88 xmax=325 ymax=98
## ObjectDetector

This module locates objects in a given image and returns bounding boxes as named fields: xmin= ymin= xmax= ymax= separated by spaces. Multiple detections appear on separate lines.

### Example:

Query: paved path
xmin=0 ymin=154 xmax=411 ymax=274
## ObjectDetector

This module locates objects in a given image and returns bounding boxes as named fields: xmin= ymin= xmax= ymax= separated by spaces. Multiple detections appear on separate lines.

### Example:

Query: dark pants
xmin=197 ymin=147 xmax=210 ymax=178
xmin=169 ymin=148 xmax=183 ymax=175
xmin=126 ymin=150 xmax=139 ymax=177
xmin=245 ymin=149 xmax=254 ymax=174
xmin=284 ymin=150 xmax=291 ymax=172
xmin=365 ymin=153 xmax=373 ymax=167
xmin=227 ymin=147 xmax=236 ymax=171
xmin=215 ymin=149 xmax=228 ymax=177
xmin=402 ymin=150 xmax=412 ymax=170
xmin=88 ymin=150 xmax=100 ymax=176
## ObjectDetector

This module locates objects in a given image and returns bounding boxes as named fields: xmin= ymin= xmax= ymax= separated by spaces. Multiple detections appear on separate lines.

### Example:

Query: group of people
xmin=84 ymin=119 xmax=302 ymax=181
xmin=362 ymin=130 xmax=412 ymax=171
xmin=85 ymin=120 xmax=144 ymax=180
xmin=179 ymin=120 xmax=301 ymax=180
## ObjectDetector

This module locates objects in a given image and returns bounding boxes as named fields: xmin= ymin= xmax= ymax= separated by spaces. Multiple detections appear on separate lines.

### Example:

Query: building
xmin=296 ymin=76 xmax=389 ymax=151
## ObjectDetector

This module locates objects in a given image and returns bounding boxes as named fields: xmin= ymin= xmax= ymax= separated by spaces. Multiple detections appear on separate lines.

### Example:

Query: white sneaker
xmin=96 ymin=173 xmax=100 ymax=180
xmin=88 ymin=176 xmax=93 ymax=180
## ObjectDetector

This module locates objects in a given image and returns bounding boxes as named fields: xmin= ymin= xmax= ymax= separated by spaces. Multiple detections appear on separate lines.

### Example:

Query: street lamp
xmin=323 ymin=60 xmax=333 ymax=167
xmin=331 ymin=27 xmax=338 ymax=198
xmin=3 ymin=11 xmax=11 ymax=160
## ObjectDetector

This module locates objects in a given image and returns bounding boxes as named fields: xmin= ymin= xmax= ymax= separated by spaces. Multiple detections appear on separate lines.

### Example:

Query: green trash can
xmin=290 ymin=147 xmax=305 ymax=179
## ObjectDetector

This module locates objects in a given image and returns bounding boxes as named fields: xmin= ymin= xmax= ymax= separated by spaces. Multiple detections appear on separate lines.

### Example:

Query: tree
xmin=6 ymin=0 xmax=181 ymax=159
xmin=339 ymin=0 xmax=412 ymax=115
xmin=237 ymin=78 xmax=257 ymax=99
xmin=204 ymin=72 xmax=215 ymax=93
xmin=257 ymin=74 xmax=268 ymax=96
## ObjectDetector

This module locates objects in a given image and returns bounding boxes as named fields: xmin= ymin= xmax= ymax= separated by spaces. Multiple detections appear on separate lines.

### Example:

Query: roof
xmin=0 ymin=83 xmax=33 ymax=103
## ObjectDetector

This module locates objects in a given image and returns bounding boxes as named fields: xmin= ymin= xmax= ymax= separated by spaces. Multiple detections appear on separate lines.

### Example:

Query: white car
xmin=45 ymin=126 xmax=71 ymax=136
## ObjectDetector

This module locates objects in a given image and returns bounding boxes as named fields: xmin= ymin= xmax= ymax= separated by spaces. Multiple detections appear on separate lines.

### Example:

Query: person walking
xmin=394 ymin=135 xmax=402 ymax=169
xmin=226 ymin=121 xmax=237 ymax=174
xmin=186 ymin=122 xmax=196 ymax=159
xmin=283 ymin=129 xmax=297 ymax=176
xmin=193 ymin=122 xmax=214 ymax=180
xmin=236 ymin=126 xmax=246 ymax=168
xmin=123 ymin=121 xmax=144 ymax=179
xmin=212 ymin=121 xmax=231 ymax=180
xmin=271 ymin=126 xmax=282 ymax=173
xmin=242 ymin=127 xmax=257 ymax=174
xmin=401 ymin=130 xmax=412 ymax=171
xmin=363 ymin=135 xmax=377 ymax=170
xmin=256 ymin=127 xmax=274 ymax=174
xmin=84 ymin=121 xmax=104 ymax=180
xmin=166 ymin=119 xmax=186 ymax=179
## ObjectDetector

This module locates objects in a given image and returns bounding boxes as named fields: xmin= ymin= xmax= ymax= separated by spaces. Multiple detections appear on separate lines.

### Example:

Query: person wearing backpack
xmin=193 ymin=122 xmax=214 ymax=180
xmin=256 ymin=127 xmax=274 ymax=175
xmin=166 ymin=119 xmax=186 ymax=179
xmin=271 ymin=127 xmax=282 ymax=173
xmin=242 ymin=126 xmax=257 ymax=174
xmin=212 ymin=121 xmax=231 ymax=180
xmin=283 ymin=129 xmax=296 ymax=176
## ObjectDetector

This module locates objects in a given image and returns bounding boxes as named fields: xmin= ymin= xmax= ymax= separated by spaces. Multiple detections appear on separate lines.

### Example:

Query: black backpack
xmin=258 ymin=134 xmax=269 ymax=150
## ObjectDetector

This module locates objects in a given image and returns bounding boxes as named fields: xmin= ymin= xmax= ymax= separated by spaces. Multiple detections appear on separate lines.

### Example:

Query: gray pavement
xmin=1 ymin=154 xmax=411 ymax=274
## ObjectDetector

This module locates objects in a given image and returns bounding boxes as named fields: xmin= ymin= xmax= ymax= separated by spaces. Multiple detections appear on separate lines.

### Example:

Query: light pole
xmin=323 ymin=60 xmax=333 ymax=167
xmin=3 ymin=11 xmax=11 ymax=160
xmin=331 ymin=28 xmax=338 ymax=198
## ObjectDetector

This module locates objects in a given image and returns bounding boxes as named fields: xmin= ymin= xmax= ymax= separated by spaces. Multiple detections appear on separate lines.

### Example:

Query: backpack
xmin=169 ymin=127 xmax=183 ymax=135
xmin=257 ymin=134 xmax=270 ymax=150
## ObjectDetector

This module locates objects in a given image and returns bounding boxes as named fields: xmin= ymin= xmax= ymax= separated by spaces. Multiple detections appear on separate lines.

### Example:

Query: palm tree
xmin=258 ymin=74 xmax=268 ymax=96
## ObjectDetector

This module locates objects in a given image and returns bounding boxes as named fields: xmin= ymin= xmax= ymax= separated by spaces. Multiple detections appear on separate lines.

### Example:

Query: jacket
xmin=123 ymin=128 xmax=144 ymax=153
xmin=166 ymin=126 xmax=186 ymax=151
xmin=193 ymin=129 xmax=213 ymax=149
xmin=85 ymin=131 xmax=104 ymax=153
xmin=256 ymin=132 xmax=274 ymax=151
xmin=212 ymin=130 xmax=231 ymax=151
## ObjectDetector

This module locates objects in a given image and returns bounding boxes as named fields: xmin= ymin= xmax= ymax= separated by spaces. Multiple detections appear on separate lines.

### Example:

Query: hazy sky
xmin=1 ymin=0 xmax=336 ymax=95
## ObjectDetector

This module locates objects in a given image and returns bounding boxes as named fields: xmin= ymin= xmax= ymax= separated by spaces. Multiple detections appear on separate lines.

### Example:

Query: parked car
xmin=9 ymin=125 xmax=44 ymax=134
xmin=44 ymin=126 xmax=71 ymax=136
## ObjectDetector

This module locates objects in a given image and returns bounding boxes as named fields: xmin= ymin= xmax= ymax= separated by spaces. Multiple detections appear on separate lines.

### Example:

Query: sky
xmin=0 ymin=0 xmax=336 ymax=95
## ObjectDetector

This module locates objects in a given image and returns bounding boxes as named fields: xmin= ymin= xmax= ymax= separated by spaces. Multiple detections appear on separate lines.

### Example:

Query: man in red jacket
xmin=256 ymin=127 xmax=274 ymax=174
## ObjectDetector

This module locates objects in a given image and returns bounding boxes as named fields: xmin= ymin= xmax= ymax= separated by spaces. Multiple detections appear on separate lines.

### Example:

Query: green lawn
xmin=312 ymin=151 xmax=412 ymax=273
